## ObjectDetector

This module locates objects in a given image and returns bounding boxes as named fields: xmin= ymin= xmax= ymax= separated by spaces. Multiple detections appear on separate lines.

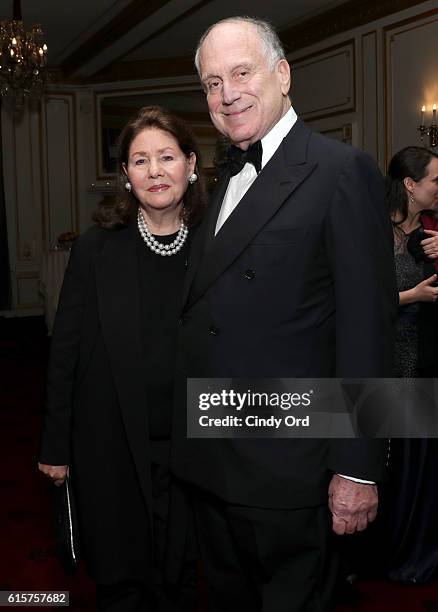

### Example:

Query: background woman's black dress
xmin=385 ymin=227 xmax=438 ymax=583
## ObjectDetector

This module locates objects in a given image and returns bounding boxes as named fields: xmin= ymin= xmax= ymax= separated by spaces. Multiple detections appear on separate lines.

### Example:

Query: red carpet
xmin=1 ymin=316 xmax=437 ymax=611
xmin=0 ymin=317 xmax=95 ymax=609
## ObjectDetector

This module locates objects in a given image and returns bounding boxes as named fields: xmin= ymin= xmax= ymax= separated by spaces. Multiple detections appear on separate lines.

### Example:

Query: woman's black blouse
xmin=136 ymin=229 xmax=189 ymax=438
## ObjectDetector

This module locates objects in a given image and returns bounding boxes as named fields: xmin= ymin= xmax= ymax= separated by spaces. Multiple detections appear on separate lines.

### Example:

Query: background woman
xmin=384 ymin=145 xmax=438 ymax=583
xmin=388 ymin=146 xmax=438 ymax=377
xmin=38 ymin=106 xmax=206 ymax=611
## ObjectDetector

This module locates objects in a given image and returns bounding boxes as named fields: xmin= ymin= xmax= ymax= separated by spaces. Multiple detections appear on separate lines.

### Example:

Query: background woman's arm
xmin=399 ymin=273 xmax=438 ymax=305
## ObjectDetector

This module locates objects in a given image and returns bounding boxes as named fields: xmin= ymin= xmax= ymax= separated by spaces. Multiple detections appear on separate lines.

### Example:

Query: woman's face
xmin=410 ymin=157 xmax=438 ymax=211
xmin=124 ymin=127 xmax=196 ymax=215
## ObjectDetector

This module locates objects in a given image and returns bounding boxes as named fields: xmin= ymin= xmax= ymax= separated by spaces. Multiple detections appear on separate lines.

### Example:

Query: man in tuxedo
xmin=172 ymin=16 xmax=397 ymax=611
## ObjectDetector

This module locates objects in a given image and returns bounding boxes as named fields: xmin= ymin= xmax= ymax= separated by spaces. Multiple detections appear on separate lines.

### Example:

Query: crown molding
xmin=91 ymin=56 xmax=196 ymax=83
xmin=58 ymin=0 xmax=431 ymax=83
xmin=60 ymin=0 xmax=173 ymax=76
xmin=60 ymin=0 xmax=213 ymax=78
xmin=281 ymin=0 xmax=430 ymax=53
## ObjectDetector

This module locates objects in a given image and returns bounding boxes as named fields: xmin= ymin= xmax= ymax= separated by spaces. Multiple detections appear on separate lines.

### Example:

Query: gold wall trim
xmin=15 ymin=109 xmax=39 ymax=264
xmin=320 ymin=123 xmax=353 ymax=145
xmin=361 ymin=30 xmax=378 ymax=156
xmin=42 ymin=92 xmax=79 ymax=242
xmin=39 ymin=102 xmax=47 ymax=246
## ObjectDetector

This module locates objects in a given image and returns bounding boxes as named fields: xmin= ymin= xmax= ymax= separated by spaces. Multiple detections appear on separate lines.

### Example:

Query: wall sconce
xmin=418 ymin=104 xmax=437 ymax=148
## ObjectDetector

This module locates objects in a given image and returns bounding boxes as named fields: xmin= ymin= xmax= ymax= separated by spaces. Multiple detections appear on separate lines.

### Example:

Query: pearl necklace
xmin=137 ymin=209 xmax=188 ymax=256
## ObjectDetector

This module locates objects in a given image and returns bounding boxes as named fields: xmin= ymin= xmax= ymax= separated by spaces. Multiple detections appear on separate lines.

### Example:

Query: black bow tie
xmin=226 ymin=141 xmax=263 ymax=176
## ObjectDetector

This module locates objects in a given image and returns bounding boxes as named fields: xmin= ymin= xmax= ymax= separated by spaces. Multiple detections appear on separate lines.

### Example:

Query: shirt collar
xmin=261 ymin=106 xmax=297 ymax=169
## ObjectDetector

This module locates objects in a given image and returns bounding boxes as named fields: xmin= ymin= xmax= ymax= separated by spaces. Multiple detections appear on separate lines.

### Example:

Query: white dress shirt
xmin=215 ymin=106 xmax=297 ymax=234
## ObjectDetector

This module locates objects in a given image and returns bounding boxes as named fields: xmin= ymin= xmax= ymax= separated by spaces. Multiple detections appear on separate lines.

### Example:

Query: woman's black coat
xmin=40 ymin=223 xmax=159 ymax=584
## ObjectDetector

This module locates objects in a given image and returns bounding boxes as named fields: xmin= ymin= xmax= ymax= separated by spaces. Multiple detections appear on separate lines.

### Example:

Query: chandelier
xmin=0 ymin=0 xmax=48 ymax=112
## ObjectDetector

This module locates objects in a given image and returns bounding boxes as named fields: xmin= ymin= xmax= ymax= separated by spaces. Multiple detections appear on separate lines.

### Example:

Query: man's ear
xmin=277 ymin=59 xmax=291 ymax=96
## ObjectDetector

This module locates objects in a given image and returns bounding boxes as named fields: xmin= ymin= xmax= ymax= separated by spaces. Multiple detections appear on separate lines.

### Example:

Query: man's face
xmin=199 ymin=22 xmax=291 ymax=150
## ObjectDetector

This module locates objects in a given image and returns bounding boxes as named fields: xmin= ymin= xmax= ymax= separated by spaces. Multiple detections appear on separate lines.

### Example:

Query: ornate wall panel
xmin=291 ymin=41 xmax=356 ymax=121
xmin=361 ymin=31 xmax=379 ymax=159
xmin=41 ymin=94 xmax=78 ymax=246
xmin=384 ymin=10 xmax=438 ymax=164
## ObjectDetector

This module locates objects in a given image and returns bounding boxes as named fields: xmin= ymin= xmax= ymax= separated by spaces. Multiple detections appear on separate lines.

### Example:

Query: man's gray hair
xmin=194 ymin=16 xmax=286 ymax=76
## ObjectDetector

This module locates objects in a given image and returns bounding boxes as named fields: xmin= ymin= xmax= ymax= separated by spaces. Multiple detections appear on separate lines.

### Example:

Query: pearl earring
xmin=125 ymin=181 xmax=132 ymax=192
xmin=188 ymin=173 xmax=198 ymax=185
xmin=409 ymin=191 xmax=414 ymax=205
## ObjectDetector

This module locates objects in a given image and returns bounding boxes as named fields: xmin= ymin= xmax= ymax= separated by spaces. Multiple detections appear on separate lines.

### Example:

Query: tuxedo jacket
xmin=171 ymin=120 xmax=398 ymax=509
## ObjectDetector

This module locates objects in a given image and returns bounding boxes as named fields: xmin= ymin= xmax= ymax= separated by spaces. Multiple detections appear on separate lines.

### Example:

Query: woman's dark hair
xmin=386 ymin=146 xmax=438 ymax=225
xmin=93 ymin=105 xmax=207 ymax=229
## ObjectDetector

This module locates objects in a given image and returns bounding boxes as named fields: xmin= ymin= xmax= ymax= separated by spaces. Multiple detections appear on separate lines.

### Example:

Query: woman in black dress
xmin=389 ymin=147 xmax=438 ymax=377
xmin=38 ymin=106 xmax=206 ymax=610
xmin=385 ymin=146 xmax=438 ymax=583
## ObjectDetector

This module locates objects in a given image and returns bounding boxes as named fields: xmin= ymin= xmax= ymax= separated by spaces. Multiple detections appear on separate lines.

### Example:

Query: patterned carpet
xmin=1 ymin=316 xmax=437 ymax=611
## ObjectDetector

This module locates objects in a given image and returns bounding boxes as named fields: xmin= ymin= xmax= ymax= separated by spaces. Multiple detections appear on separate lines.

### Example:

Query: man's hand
xmin=328 ymin=474 xmax=378 ymax=535
xmin=38 ymin=463 xmax=69 ymax=487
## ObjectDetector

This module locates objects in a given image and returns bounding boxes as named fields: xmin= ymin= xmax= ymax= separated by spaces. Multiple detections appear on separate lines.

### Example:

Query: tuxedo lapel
xmin=186 ymin=121 xmax=317 ymax=310
xmin=182 ymin=169 xmax=231 ymax=308
xmin=94 ymin=223 xmax=153 ymax=520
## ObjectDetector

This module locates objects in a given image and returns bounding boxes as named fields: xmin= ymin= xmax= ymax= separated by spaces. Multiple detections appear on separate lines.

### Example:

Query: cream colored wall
xmin=1 ymin=0 xmax=437 ymax=314
xmin=386 ymin=12 xmax=437 ymax=158
xmin=2 ymin=103 xmax=44 ymax=314
xmin=287 ymin=0 xmax=437 ymax=169
xmin=1 ymin=88 xmax=102 ymax=315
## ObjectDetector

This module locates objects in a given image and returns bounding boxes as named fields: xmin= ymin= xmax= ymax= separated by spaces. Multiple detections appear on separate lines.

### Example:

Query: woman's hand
xmin=399 ymin=274 xmax=438 ymax=305
xmin=38 ymin=463 xmax=69 ymax=487
xmin=421 ymin=230 xmax=438 ymax=260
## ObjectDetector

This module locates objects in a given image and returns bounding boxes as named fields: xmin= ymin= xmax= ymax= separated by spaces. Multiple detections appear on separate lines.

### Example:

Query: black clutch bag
xmin=52 ymin=474 xmax=80 ymax=573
